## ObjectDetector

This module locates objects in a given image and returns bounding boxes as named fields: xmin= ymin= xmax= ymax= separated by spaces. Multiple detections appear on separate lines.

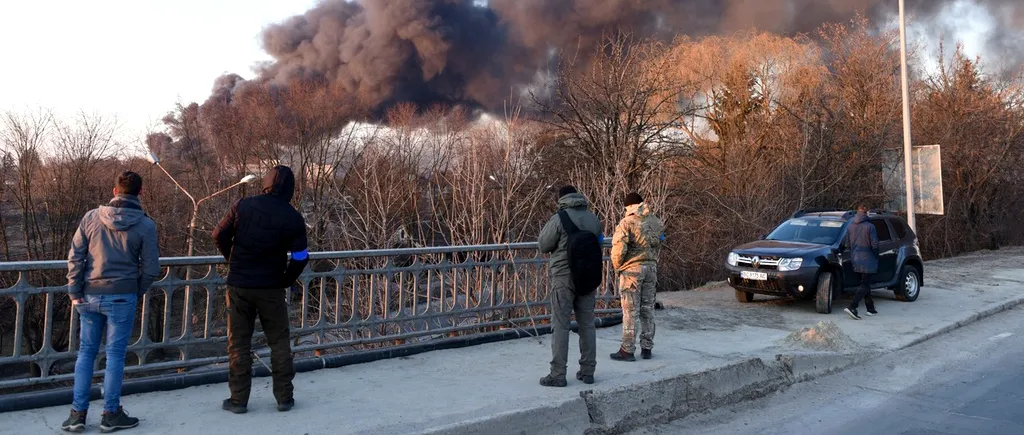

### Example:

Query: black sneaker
xmin=641 ymin=349 xmax=653 ymax=360
xmin=61 ymin=409 xmax=87 ymax=433
xmin=99 ymin=407 xmax=139 ymax=433
xmin=845 ymin=308 xmax=862 ymax=320
xmin=610 ymin=349 xmax=636 ymax=362
xmin=222 ymin=399 xmax=248 ymax=414
xmin=277 ymin=399 xmax=295 ymax=412
xmin=539 ymin=375 xmax=567 ymax=387
xmin=575 ymin=371 xmax=595 ymax=385
xmin=866 ymin=309 xmax=878 ymax=316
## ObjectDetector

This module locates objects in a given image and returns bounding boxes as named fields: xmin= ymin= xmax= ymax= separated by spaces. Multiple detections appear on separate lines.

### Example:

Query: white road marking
xmin=988 ymin=332 xmax=1013 ymax=341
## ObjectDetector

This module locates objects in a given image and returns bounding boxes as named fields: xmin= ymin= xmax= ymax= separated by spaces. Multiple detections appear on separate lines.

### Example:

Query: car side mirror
xmin=757 ymin=234 xmax=766 ymax=240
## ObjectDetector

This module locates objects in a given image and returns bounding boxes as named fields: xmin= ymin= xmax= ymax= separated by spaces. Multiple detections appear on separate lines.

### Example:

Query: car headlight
xmin=727 ymin=252 xmax=740 ymax=267
xmin=778 ymin=258 xmax=803 ymax=271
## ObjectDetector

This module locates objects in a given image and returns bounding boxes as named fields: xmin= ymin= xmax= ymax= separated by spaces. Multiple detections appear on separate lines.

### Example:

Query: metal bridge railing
xmin=0 ymin=243 xmax=620 ymax=393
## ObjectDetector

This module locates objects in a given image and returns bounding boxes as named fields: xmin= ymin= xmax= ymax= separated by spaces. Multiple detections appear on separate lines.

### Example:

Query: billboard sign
xmin=882 ymin=144 xmax=944 ymax=215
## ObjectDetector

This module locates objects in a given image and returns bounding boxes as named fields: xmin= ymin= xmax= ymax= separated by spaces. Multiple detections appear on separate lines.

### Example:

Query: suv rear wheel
xmin=894 ymin=264 xmax=921 ymax=302
xmin=815 ymin=271 xmax=835 ymax=314
xmin=735 ymin=289 xmax=755 ymax=303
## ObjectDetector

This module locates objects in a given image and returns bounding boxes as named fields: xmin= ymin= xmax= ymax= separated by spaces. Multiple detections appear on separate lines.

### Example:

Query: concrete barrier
xmin=581 ymin=358 xmax=795 ymax=434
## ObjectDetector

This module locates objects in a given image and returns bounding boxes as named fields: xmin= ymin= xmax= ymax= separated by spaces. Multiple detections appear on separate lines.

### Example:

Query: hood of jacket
xmin=853 ymin=212 xmax=869 ymax=224
xmin=557 ymin=192 xmax=589 ymax=210
xmin=98 ymin=194 xmax=146 ymax=231
xmin=625 ymin=202 xmax=650 ymax=218
xmin=262 ymin=165 xmax=296 ymax=202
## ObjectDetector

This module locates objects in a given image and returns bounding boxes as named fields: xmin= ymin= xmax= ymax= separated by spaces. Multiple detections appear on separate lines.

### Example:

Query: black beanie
xmin=624 ymin=192 xmax=644 ymax=207
xmin=558 ymin=185 xmax=578 ymax=198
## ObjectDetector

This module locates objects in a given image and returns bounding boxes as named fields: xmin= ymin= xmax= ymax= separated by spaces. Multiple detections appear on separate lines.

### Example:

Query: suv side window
xmin=872 ymin=219 xmax=893 ymax=242
xmin=891 ymin=219 xmax=908 ymax=240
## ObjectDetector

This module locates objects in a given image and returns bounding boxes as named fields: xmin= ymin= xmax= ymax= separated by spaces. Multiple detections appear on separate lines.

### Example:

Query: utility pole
xmin=899 ymin=0 xmax=917 ymax=231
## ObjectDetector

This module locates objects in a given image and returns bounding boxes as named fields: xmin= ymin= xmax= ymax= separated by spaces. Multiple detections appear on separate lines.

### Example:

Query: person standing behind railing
xmin=62 ymin=171 xmax=159 ymax=433
xmin=213 ymin=165 xmax=309 ymax=415
xmin=538 ymin=186 xmax=604 ymax=387
xmin=609 ymin=192 xmax=665 ymax=362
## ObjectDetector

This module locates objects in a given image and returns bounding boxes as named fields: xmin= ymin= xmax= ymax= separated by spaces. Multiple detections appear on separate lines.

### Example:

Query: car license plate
xmin=741 ymin=271 xmax=768 ymax=281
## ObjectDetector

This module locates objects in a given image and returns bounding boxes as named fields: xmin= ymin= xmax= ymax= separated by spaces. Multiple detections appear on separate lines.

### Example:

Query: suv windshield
xmin=766 ymin=218 xmax=846 ymax=245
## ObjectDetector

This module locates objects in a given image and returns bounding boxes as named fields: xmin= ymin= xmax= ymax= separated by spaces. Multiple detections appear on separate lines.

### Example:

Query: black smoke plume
xmin=211 ymin=0 xmax=1023 ymax=119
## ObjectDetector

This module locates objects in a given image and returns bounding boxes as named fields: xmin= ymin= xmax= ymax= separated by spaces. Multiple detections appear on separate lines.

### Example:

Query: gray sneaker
xmin=99 ymin=407 xmax=139 ymax=433
xmin=61 ymin=409 xmax=87 ymax=433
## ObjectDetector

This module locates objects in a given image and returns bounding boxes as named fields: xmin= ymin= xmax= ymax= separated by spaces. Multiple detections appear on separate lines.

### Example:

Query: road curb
xmin=580 ymin=358 xmax=794 ymax=434
xmin=900 ymin=294 xmax=1024 ymax=350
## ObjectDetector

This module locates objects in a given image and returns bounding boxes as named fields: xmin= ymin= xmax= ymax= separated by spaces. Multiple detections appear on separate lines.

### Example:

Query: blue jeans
xmin=72 ymin=293 xmax=138 ymax=413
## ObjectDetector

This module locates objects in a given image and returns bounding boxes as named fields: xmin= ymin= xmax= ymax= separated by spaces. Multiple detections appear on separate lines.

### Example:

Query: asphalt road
xmin=632 ymin=307 xmax=1024 ymax=435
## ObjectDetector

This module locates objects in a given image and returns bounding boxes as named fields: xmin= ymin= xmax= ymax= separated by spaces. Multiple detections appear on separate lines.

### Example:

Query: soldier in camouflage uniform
xmin=610 ymin=192 xmax=665 ymax=361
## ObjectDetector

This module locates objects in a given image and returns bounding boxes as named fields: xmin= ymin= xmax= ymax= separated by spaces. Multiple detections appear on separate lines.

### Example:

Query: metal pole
xmin=899 ymin=0 xmax=917 ymax=231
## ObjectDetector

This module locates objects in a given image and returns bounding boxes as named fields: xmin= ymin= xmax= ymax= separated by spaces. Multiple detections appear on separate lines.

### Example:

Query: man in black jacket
xmin=213 ymin=166 xmax=309 ymax=414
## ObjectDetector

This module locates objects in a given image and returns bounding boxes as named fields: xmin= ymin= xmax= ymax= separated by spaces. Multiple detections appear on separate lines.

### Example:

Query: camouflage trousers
xmin=618 ymin=264 xmax=657 ymax=354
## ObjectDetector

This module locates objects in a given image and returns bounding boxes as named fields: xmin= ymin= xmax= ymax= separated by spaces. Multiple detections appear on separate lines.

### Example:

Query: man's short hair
xmin=857 ymin=204 xmax=869 ymax=213
xmin=558 ymin=185 xmax=578 ymax=198
xmin=116 ymin=171 xmax=143 ymax=196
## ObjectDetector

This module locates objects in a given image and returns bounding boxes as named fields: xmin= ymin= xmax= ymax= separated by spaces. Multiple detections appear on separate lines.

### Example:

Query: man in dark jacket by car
xmin=213 ymin=166 xmax=309 ymax=414
xmin=537 ymin=186 xmax=603 ymax=387
xmin=844 ymin=205 xmax=879 ymax=320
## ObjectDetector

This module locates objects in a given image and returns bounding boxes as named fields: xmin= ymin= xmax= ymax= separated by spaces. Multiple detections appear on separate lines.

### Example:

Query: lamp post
xmin=145 ymin=151 xmax=257 ymax=256
xmin=898 ymin=0 xmax=917 ymax=231
xmin=145 ymin=151 xmax=256 ymax=338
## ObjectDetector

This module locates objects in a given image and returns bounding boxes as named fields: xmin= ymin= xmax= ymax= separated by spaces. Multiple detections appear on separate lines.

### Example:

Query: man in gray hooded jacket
xmin=62 ymin=171 xmax=159 ymax=433
xmin=538 ymin=186 xmax=603 ymax=387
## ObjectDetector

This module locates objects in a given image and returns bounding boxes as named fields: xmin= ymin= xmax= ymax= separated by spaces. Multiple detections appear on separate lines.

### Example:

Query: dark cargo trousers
xmin=549 ymin=275 xmax=597 ymax=379
xmin=226 ymin=286 xmax=295 ymax=405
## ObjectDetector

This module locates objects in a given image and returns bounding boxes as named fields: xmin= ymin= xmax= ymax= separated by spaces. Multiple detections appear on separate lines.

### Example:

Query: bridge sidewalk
xmin=4 ymin=248 xmax=1024 ymax=435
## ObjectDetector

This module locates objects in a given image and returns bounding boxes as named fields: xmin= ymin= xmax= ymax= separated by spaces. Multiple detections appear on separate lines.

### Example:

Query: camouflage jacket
xmin=610 ymin=203 xmax=665 ymax=273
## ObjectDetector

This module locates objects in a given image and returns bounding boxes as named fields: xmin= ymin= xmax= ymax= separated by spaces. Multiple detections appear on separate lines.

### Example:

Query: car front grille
xmin=736 ymin=278 xmax=784 ymax=293
xmin=736 ymin=255 xmax=780 ymax=270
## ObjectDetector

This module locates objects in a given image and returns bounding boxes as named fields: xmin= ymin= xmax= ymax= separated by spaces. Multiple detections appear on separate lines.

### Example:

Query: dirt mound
xmin=780 ymin=321 xmax=860 ymax=352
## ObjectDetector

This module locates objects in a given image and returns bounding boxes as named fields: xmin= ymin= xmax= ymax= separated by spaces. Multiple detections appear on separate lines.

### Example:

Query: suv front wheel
xmin=815 ymin=271 xmax=835 ymax=314
xmin=894 ymin=264 xmax=921 ymax=302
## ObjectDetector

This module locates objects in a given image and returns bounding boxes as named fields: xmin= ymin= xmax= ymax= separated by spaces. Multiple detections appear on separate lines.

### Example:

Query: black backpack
xmin=557 ymin=210 xmax=604 ymax=295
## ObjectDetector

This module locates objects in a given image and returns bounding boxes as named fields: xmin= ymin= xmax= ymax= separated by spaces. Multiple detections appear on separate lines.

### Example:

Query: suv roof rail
xmin=868 ymin=209 xmax=893 ymax=215
xmin=792 ymin=208 xmax=841 ymax=218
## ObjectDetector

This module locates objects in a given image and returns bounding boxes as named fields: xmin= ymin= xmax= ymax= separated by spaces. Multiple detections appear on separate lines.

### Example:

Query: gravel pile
xmin=780 ymin=321 xmax=860 ymax=352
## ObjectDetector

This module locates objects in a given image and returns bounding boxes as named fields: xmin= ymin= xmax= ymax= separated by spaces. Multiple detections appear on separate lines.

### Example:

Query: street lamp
xmin=145 ymin=151 xmax=257 ymax=256
xmin=898 ymin=0 xmax=917 ymax=231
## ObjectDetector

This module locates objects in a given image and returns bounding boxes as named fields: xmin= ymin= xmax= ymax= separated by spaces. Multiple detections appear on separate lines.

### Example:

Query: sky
xmin=0 ymin=0 xmax=317 ymax=141
xmin=0 ymin=0 xmax=1006 ymax=147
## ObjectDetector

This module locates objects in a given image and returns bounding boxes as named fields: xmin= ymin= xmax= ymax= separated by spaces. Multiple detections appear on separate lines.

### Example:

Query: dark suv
xmin=725 ymin=209 xmax=924 ymax=314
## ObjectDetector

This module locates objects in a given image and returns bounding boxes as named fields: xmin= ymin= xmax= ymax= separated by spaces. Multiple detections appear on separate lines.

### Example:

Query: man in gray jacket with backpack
xmin=538 ymin=186 xmax=604 ymax=387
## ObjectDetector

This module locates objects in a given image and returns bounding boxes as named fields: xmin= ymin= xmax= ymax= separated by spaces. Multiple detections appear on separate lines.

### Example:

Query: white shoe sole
xmin=100 ymin=422 xmax=138 ymax=433
xmin=845 ymin=308 xmax=861 ymax=320
xmin=61 ymin=423 xmax=85 ymax=433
